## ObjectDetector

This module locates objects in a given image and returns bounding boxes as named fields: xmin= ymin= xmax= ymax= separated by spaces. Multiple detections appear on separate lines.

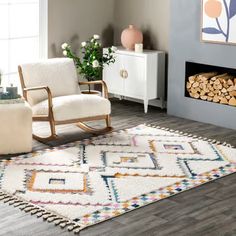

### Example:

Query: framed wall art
xmin=201 ymin=0 xmax=236 ymax=45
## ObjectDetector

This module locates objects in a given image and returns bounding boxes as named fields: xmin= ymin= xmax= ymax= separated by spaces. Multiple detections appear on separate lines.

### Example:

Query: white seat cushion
xmin=32 ymin=94 xmax=111 ymax=122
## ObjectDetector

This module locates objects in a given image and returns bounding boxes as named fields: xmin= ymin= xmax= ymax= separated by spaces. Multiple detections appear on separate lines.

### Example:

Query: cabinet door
xmin=122 ymin=55 xmax=145 ymax=99
xmin=103 ymin=54 xmax=124 ymax=95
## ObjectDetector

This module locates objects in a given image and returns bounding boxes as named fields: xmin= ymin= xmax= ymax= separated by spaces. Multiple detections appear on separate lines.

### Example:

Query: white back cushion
xmin=20 ymin=58 xmax=80 ymax=105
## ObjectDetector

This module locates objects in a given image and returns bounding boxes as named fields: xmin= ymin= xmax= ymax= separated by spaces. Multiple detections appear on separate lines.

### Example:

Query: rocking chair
xmin=18 ymin=58 xmax=112 ymax=142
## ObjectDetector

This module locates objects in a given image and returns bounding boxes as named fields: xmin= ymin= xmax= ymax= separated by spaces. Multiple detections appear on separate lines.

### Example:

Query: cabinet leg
xmin=144 ymin=100 xmax=149 ymax=113
xmin=160 ymin=97 xmax=165 ymax=109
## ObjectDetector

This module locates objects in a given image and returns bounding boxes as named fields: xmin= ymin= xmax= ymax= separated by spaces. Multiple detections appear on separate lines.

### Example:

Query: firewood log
xmin=213 ymin=84 xmax=223 ymax=90
xmin=220 ymin=97 xmax=228 ymax=104
xmin=214 ymin=79 xmax=221 ymax=85
xmin=198 ymin=72 xmax=218 ymax=80
xmin=193 ymin=93 xmax=200 ymax=99
xmin=187 ymin=82 xmax=191 ymax=89
xmin=208 ymin=92 xmax=214 ymax=97
xmin=227 ymin=86 xmax=235 ymax=92
xmin=212 ymin=73 xmax=228 ymax=81
xmin=217 ymin=74 xmax=234 ymax=81
xmin=213 ymin=89 xmax=219 ymax=95
xmin=200 ymin=95 xmax=207 ymax=100
xmin=223 ymin=83 xmax=229 ymax=89
xmin=200 ymin=91 xmax=206 ymax=96
xmin=228 ymin=79 xmax=234 ymax=86
xmin=229 ymin=97 xmax=236 ymax=106
xmin=192 ymin=82 xmax=200 ymax=88
xmin=189 ymin=74 xmax=200 ymax=83
xmin=187 ymin=72 xmax=236 ymax=107
xmin=221 ymin=88 xmax=227 ymax=93
xmin=229 ymin=91 xmax=236 ymax=97
xmin=213 ymin=95 xmax=220 ymax=103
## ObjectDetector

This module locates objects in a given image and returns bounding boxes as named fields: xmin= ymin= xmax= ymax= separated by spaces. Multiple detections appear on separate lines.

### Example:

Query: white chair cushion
xmin=20 ymin=58 xmax=80 ymax=106
xmin=32 ymin=94 xmax=111 ymax=122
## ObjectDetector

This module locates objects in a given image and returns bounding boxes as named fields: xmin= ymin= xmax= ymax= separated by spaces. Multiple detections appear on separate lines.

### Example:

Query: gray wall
xmin=48 ymin=0 xmax=115 ymax=58
xmin=168 ymin=0 xmax=236 ymax=130
xmin=113 ymin=0 xmax=170 ymax=52
xmin=48 ymin=0 xmax=170 ymax=53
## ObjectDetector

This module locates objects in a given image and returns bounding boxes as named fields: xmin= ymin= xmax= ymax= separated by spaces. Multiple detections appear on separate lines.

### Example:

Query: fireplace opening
xmin=185 ymin=62 xmax=236 ymax=107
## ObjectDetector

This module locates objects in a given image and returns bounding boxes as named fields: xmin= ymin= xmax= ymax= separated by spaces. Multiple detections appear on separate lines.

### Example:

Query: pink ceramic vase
xmin=121 ymin=25 xmax=143 ymax=50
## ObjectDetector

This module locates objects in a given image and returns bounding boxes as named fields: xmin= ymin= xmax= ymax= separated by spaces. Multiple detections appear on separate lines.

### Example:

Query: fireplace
xmin=185 ymin=62 xmax=236 ymax=107
xmin=168 ymin=0 xmax=236 ymax=130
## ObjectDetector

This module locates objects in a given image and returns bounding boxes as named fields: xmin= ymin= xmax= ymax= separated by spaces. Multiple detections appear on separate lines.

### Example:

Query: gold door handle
xmin=120 ymin=69 xmax=124 ymax=78
xmin=123 ymin=70 xmax=128 ymax=79
xmin=120 ymin=69 xmax=128 ymax=79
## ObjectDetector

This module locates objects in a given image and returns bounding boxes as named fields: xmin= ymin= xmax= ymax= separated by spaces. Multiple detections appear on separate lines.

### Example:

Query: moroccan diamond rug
xmin=0 ymin=124 xmax=236 ymax=234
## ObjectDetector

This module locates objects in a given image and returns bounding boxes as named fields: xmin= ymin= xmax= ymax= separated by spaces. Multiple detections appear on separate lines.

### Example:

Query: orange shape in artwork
xmin=204 ymin=0 xmax=222 ymax=18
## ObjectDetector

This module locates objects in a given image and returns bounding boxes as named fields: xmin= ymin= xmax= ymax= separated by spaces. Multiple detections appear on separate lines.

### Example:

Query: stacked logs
xmin=187 ymin=72 xmax=236 ymax=106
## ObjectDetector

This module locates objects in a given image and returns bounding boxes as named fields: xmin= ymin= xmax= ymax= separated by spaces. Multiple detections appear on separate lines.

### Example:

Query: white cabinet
xmin=103 ymin=48 xmax=165 ymax=113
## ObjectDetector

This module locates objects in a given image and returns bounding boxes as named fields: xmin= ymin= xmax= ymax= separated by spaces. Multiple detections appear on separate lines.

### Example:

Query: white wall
xmin=48 ymin=0 xmax=170 ymax=56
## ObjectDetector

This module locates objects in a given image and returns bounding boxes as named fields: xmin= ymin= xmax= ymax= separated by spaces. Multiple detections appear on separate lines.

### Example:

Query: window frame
xmin=39 ymin=0 xmax=48 ymax=59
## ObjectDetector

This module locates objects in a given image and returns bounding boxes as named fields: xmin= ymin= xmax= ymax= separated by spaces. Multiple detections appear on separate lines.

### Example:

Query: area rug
xmin=0 ymin=124 xmax=236 ymax=234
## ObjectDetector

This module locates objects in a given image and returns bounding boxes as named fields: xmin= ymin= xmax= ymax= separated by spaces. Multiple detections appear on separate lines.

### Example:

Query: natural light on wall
xmin=0 ymin=0 xmax=48 ymax=91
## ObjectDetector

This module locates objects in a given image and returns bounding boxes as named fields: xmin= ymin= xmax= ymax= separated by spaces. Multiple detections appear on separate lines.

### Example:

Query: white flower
xmin=92 ymin=60 xmax=99 ymax=68
xmin=93 ymin=34 xmax=100 ymax=40
xmin=61 ymin=43 xmax=68 ymax=50
xmin=81 ymin=41 xmax=87 ymax=47
xmin=91 ymin=38 xmax=95 ymax=42
xmin=63 ymin=50 xmax=68 ymax=56
xmin=95 ymin=42 xmax=98 ymax=46
xmin=111 ymin=46 xmax=117 ymax=52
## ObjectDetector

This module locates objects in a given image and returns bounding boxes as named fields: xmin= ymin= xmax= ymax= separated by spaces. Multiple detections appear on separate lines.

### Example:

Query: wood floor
xmin=0 ymin=99 xmax=236 ymax=236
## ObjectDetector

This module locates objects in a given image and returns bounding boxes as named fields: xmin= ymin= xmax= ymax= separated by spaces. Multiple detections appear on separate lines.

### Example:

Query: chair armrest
xmin=23 ymin=86 xmax=53 ymax=112
xmin=79 ymin=81 xmax=109 ymax=99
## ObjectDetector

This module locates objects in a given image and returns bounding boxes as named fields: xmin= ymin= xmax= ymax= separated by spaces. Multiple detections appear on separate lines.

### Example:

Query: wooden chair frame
xmin=18 ymin=66 xmax=112 ymax=142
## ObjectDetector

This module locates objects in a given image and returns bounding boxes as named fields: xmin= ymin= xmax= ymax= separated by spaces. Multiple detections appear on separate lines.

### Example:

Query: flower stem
xmin=216 ymin=18 xmax=227 ymax=38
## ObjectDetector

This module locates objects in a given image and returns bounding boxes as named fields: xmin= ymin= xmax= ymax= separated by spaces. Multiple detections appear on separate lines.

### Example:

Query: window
xmin=0 ymin=0 xmax=48 ymax=89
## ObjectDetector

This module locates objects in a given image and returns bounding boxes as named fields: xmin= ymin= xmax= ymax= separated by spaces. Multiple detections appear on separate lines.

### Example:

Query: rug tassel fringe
xmin=59 ymin=221 xmax=71 ymax=228
xmin=0 ymin=190 xmax=83 ymax=234
xmin=73 ymin=227 xmax=82 ymax=234
xmin=54 ymin=219 xmax=66 ymax=225
xmin=67 ymin=223 xmax=82 ymax=233
xmin=67 ymin=224 xmax=77 ymax=231
xmin=147 ymin=123 xmax=233 ymax=148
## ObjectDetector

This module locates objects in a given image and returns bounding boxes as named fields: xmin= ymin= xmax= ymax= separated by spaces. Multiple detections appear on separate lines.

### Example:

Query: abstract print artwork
xmin=202 ymin=0 xmax=236 ymax=44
